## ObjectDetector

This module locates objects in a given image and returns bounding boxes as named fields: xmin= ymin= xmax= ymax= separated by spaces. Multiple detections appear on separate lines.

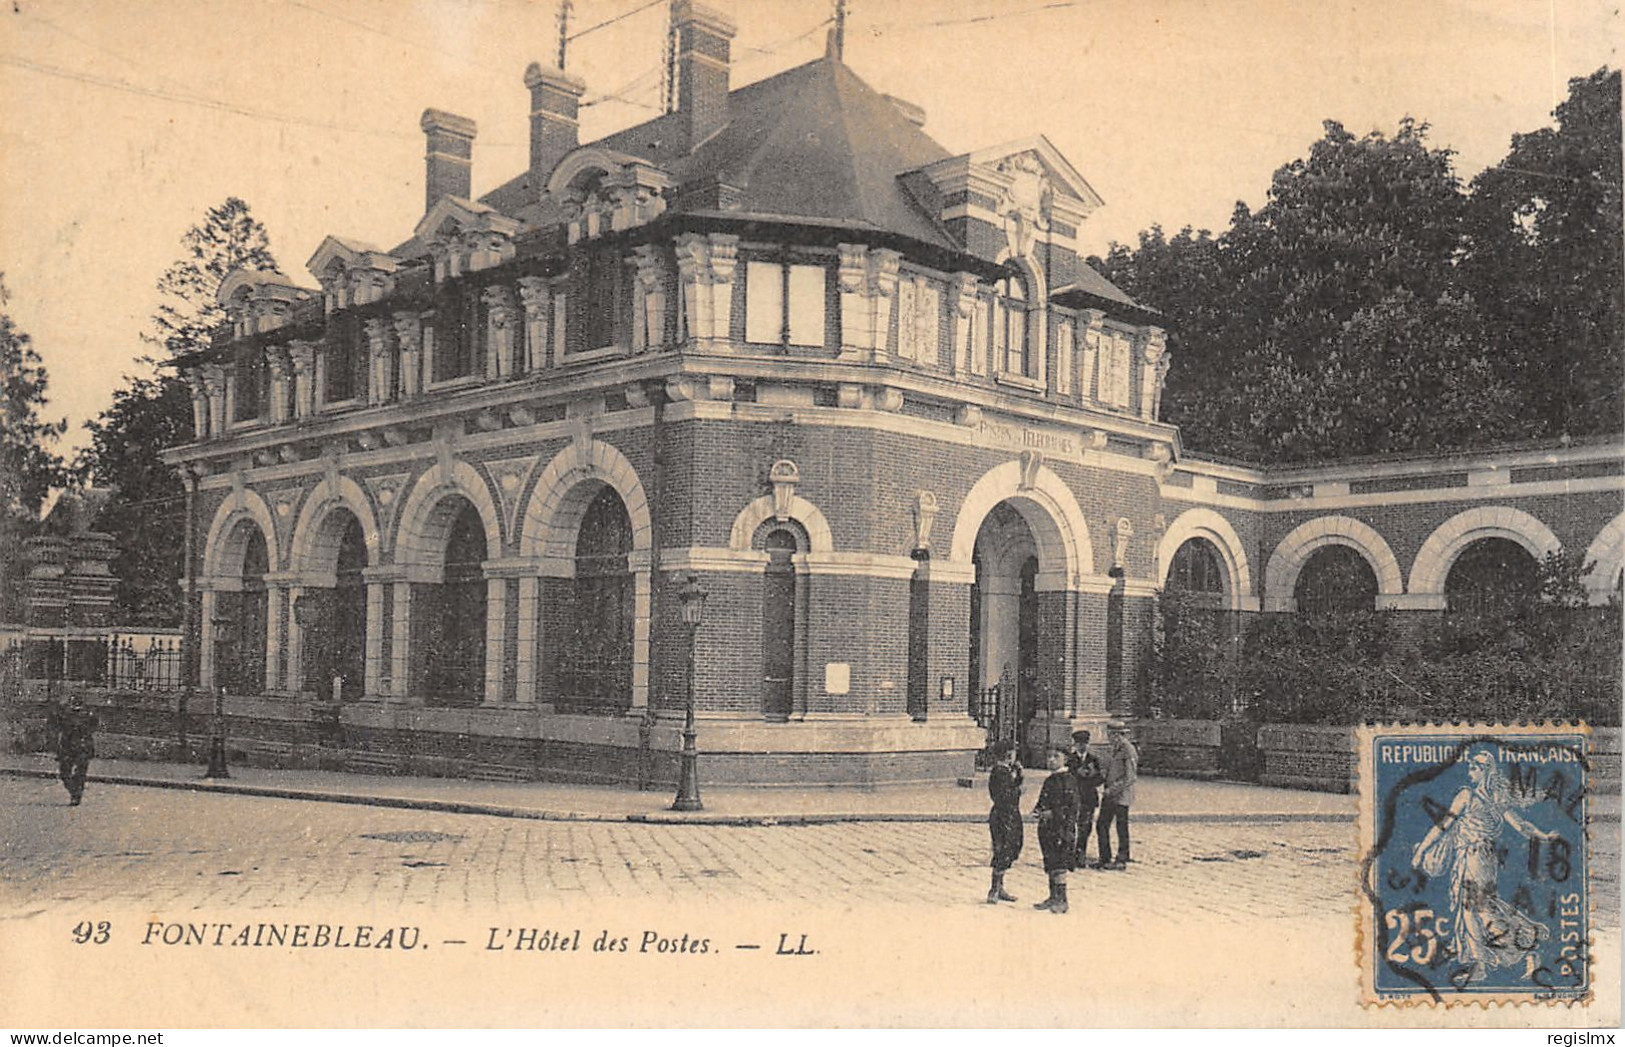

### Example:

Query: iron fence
xmin=104 ymin=634 xmax=185 ymax=691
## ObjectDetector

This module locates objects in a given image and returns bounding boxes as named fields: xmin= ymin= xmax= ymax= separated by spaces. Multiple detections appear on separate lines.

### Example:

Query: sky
xmin=0 ymin=0 xmax=1617 ymax=457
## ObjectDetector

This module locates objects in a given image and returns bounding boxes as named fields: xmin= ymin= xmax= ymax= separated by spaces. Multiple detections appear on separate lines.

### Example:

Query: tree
xmin=77 ymin=199 xmax=280 ymax=625
xmin=148 ymin=197 xmax=278 ymax=357
xmin=0 ymin=274 xmax=64 ymax=522
xmin=1461 ymin=68 xmax=1623 ymax=438
xmin=0 ymin=274 xmax=66 ymax=621
xmin=1094 ymin=118 xmax=1517 ymax=463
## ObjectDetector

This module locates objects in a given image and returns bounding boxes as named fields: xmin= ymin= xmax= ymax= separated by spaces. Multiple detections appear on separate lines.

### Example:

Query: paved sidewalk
xmin=0 ymin=752 xmax=1378 ymax=824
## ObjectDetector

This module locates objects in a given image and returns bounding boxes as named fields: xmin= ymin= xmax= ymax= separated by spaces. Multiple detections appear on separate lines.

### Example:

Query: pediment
xmin=216 ymin=269 xmax=314 ymax=308
xmin=413 ymin=196 xmax=521 ymax=244
xmin=305 ymin=236 xmax=399 ymax=283
xmin=909 ymin=135 xmax=1103 ymax=226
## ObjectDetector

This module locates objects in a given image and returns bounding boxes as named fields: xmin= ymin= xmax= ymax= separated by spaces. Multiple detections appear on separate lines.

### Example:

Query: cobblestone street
xmin=4 ymin=777 xmax=1381 ymax=916
xmin=2 ymin=778 xmax=1618 ymax=1027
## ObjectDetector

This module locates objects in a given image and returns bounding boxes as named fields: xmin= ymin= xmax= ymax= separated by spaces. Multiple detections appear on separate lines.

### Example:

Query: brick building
xmin=164 ymin=6 xmax=1623 ymax=785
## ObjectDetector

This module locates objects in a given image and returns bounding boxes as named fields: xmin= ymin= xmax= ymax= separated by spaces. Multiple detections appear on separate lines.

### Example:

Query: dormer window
xmin=745 ymin=261 xmax=826 ymax=348
xmin=996 ymin=272 xmax=1031 ymax=377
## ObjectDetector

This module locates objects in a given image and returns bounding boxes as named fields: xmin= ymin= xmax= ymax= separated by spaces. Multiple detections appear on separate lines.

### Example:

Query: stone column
xmin=362 ymin=573 xmax=387 ymax=698
xmin=482 ymin=574 xmax=507 ymax=705
xmin=199 ymin=587 xmax=218 ymax=690
xmin=365 ymin=317 xmax=394 ymax=405
xmin=284 ymin=584 xmax=306 ymax=693
xmin=868 ymin=248 xmax=900 ymax=361
xmin=200 ymin=366 xmax=227 ymax=437
xmin=1078 ymin=310 xmax=1103 ymax=402
xmin=951 ymin=273 xmax=978 ymax=375
xmin=1139 ymin=326 xmax=1168 ymax=420
xmin=266 ymin=348 xmax=291 ymax=424
xmin=514 ymin=575 xmax=539 ymax=705
xmin=262 ymin=581 xmax=286 ymax=692
xmin=287 ymin=342 xmax=317 ymax=419
xmin=392 ymin=312 xmax=423 ymax=398
xmin=629 ymin=551 xmax=652 ymax=711
xmin=704 ymin=233 xmax=738 ymax=350
xmin=186 ymin=371 xmax=211 ymax=439
xmin=517 ymin=277 xmax=551 ymax=372
xmin=389 ymin=582 xmax=413 ymax=703
xmin=632 ymin=245 xmax=666 ymax=354
xmin=837 ymin=244 xmax=871 ymax=360
xmin=483 ymin=285 xmax=517 ymax=379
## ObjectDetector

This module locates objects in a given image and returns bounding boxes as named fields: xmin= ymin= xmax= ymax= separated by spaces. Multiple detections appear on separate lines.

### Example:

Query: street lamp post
xmin=671 ymin=574 xmax=707 ymax=812
xmin=205 ymin=612 xmax=232 ymax=779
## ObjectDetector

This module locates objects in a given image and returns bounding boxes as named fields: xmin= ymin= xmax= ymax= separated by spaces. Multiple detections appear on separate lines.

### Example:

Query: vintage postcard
xmin=0 ymin=0 xmax=1620 ymax=1032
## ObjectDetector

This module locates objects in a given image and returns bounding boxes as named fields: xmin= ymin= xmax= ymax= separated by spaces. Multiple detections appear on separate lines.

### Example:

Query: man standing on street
xmin=50 ymin=694 xmax=98 ymax=806
xmin=1068 ymin=729 xmax=1103 ymax=870
xmin=1095 ymin=721 xmax=1138 ymax=870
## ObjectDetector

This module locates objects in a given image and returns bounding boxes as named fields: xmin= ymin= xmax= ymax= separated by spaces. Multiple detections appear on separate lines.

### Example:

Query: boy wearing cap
xmin=1068 ymin=729 xmax=1103 ymax=870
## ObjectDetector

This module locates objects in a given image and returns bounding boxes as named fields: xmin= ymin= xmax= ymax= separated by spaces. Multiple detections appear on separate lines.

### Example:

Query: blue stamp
xmin=1358 ymin=725 xmax=1590 ymax=1005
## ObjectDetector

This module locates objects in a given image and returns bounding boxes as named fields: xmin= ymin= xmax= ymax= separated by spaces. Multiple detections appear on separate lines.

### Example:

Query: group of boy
xmin=986 ymin=721 xmax=1139 ymax=915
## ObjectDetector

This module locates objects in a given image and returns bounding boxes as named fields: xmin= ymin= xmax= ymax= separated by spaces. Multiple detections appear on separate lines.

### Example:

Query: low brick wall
xmin=1133 ymin=719 xmax=1223 ymax=779
xmin=1258 ymin=724 xmax=1356 ymax=793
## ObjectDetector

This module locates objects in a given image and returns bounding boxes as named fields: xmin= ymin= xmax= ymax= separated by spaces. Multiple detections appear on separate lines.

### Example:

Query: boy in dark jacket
xmin=985 ymin=739 xmax=1023 ymax=903
xmin=1068 ymin=729 xmax=1103 ymax=870
xmin=50 ymin=695 xmax=98 ymax=806
xmin=1032 ymin=747 xmax=1081 ymax=913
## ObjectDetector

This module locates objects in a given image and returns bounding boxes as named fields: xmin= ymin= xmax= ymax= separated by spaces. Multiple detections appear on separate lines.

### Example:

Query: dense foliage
xmin=76 ymin=199 xmax=280 ymax=625
xmin=1094 ymin=69 xmax=1622 ymax=463
xmin=1154 ymin=552 xmax=1621 ymax=726
xmin=0 ymin=274 xmax=66 ymax=620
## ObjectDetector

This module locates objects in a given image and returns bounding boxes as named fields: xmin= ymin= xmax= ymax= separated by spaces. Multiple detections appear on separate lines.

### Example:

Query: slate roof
xmin=411 ymin=51 xmax=1137 ymax=309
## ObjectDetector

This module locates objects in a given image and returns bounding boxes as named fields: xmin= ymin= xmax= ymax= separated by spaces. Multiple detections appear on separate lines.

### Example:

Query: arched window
xmin=424 ymin=500 xmax=487 ymax=705
xmin=1294 ymin=544 xmax=1378 ymax=615
xmin=1445 ymin=538 xmax=1540 ymax=616
xmin=761 ymin=528 xmax=799 ymax=721
xmin=1168 ymin=538 xmax=1227 ymax=609
xmin=222 ymin=526 xmax=268 ymax=694
xmin=996 ymin=272 xmax=1031 ymax=377
xmin=564 ymin=486 xmax=633 ymax=712
xmin=301 ymin=513 xmax=369 ymax=699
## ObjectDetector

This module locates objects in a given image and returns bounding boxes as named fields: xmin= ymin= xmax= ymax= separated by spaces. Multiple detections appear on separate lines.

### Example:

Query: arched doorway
xmin=418 ymin=498 xmax=487 ymax=706
xmin=970 ymin=503 xmax=1041 ymax=756
xmin=1445 ymin=537 xmax=1541 ymax=616
xmin=221 ymin=524 xmax=268 ymax=695
xmin=562 ymin=485 xmax=633 ymax=713
xmin=760 ymin=527 xmax=800 ymax=721
xmin=301 ymin=514 xmax=368 ymax=699
xmin=1159 ymin=537 xmax=1234 ymax=721
xmin=1293 ymin=544 xmax=1379 ymax=615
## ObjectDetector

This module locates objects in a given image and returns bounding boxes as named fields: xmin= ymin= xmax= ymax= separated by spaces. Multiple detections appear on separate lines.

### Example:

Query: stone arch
xmin=1582 ymin=511 xmax=1625 ymax=604
xmin=203 ymin=487 xmax=281 ymax=577
xmin=521 ymin=439 xmax=652 ymax=571
xmin=1408 ymin=506 xmax=1562 ymax=597
xmin=1265 ymin=516 xmax=1404 ymax=609
xmin=729 ymin=495 xmax=834 ymax=554
xmin=289 ymin=474 xmax=382 ymax=575
xmin=947 ymin=459 xmax=1093 ymax=584
xmin=1157 ymin=508 xmax=1253 ymax=609
xmin=394 ymin=459 xmax=503 ymax=573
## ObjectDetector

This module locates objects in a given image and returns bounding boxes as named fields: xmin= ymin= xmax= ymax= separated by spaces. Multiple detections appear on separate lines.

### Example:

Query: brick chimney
xmin=674 ymin=1 xmax=736 ymax=151
xmin=525 ymin=63 xmax=586 ymax=189
xmin=420 ymin=108 xmax=477 ymax=211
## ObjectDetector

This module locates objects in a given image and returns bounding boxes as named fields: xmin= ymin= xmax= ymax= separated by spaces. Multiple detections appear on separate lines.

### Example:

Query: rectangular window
xmin=324 ymin=315 xmax=367 ymax=403
xmin=787 ymin=264 xmax=826 ymax=347
xmin=433 ymin=293 xmax=480 ymax=382
xmin=746 ymin=261 xmax=826 ymax=347
xmin=745 ymin=261 xmax=783 ymax=345
xmin=897 ymin=277 xmax=940 ymax=366
xmin=1099 ymin=330 xmax=1132 ymax=407
xmin=233 ymin=348 xmax=266 ymax=421
xmin=578 ymin=249 xmax=620 ymax=353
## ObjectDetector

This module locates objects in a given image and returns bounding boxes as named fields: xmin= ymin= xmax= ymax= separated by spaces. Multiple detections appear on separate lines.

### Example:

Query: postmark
xmin=1358 ymin=723 xmax=1591 ymax=1005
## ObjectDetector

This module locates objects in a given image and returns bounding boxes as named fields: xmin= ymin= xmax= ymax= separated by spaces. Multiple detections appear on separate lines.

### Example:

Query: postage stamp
xmin=1358 ymin=723 xmax=1591 ymax=1005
